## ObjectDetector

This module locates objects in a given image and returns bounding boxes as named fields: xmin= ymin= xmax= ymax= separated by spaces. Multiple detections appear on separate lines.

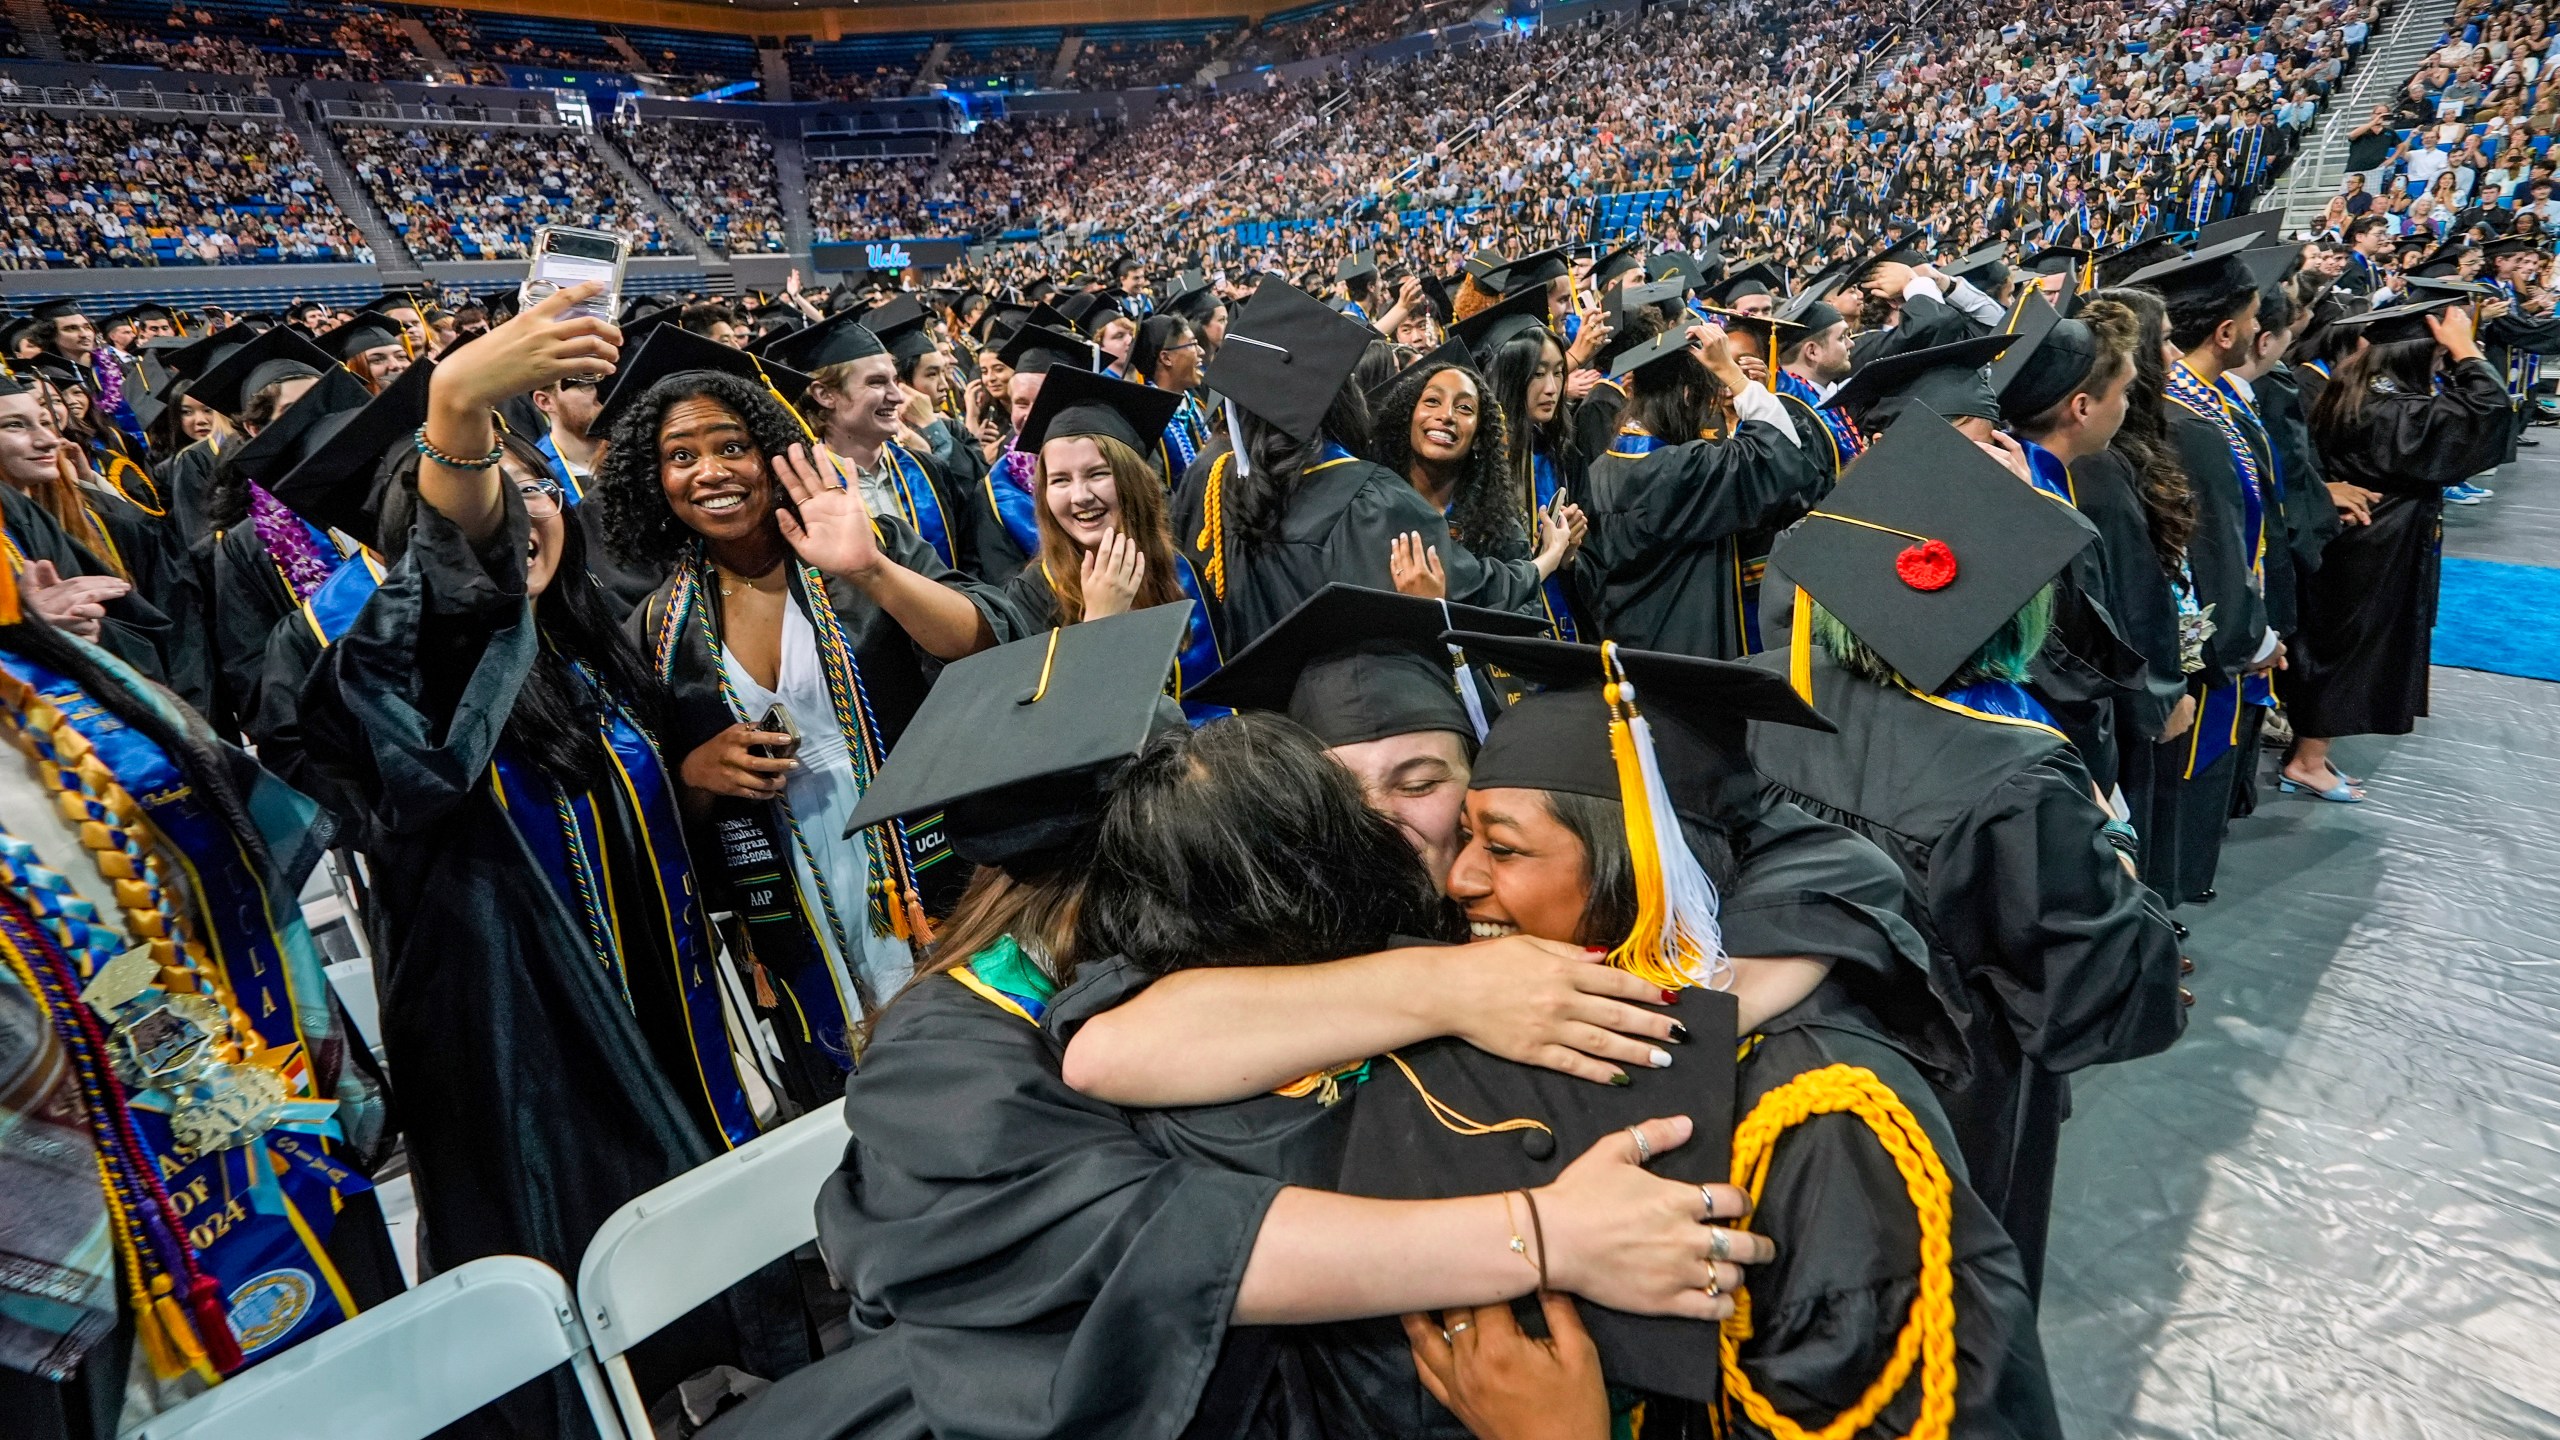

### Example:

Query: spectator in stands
xmin=338 ymin=123 xmax=666 ymax=262
xmin=616 ymin=117 xmax=787 ymax=255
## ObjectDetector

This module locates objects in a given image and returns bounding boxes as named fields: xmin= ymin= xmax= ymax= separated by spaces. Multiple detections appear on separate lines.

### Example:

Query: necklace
xmin=716 ymin=557 xmax=788 ymax=598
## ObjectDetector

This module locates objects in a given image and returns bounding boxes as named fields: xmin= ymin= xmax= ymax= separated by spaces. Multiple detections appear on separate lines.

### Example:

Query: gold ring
xmin=1705 ymin=1273 xmax=1722 ymax=1299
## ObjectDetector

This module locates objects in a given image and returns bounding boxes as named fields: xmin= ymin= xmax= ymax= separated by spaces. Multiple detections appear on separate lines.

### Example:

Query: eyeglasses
xmin=517 ymin=480 xmax=565 ymax=519
xmin=558 ymin=376 xmax=602 ymax=392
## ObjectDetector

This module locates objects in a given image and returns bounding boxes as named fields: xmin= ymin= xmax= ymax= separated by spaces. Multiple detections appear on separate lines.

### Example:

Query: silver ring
xmin=1709 ymin=1226 xmax=1732 ymax=1262
xmin=1701 ymin=1185 xmax=1724 ymax=1224
xmin=1629 ymin=1125 xmax=1653 ymax=1163
xmin=1448 ymin=1320 xmax=1474 ymax=1336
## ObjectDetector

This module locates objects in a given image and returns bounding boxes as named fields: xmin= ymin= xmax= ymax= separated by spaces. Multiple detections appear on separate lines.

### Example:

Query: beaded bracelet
xmin=414 ymin=425 xmax=505 ymax=471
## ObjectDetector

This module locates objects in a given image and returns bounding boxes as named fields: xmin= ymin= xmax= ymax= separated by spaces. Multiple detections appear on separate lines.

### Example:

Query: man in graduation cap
xmin=1840 ymin=243 xmax=1992 ymax=368
xmin=1748 ymin=412 xmax=2186 ymax=1296
xmin=761 ymin=302 xmax=976 ymax=577
xmin=31 ymin=298 xmax=144 ymax=446
xmin=318 ymin=309 xmax=414 ymax=395
xmin=1579 ymin=316 xmax=1824 ymax=661
xmin=2124 ymin=235 xmax=2281 ymax=909
xmin=2476 ymin=234 xmax=2560 ymax=467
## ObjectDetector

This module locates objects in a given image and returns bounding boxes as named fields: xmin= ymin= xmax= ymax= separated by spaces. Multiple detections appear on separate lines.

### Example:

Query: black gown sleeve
xmin=2360 ymin=358 xmax=2514 ymax=492
xmin=2167 ymin=412 xmax=2268 ymax=680
xmin=91 ymin=488 xmax=212 ymax=716
xmin=1602 ymin=419 xmax=1826 ymax=554
xmin=1926 ymin=761 xmax=2186 ymax=1074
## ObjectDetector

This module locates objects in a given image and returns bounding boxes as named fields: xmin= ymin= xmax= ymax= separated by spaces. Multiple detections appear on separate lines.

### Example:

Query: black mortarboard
xmin=1164 ymin=271 xmax=1219 ymax=323
xmin=1335 ymin=251 xmax=1379 ymax=284
xmin=997 ymin=322 xmax=1097 ymax=375
xmin=1014 ymin=364 xmax=1181 ymax=457
xmin=317 ymin=311 xmax=406 ymax=363
xmin=191 ymin=324 xmax=335 ymax=419
xmin=1462 ymin=250 xmax=1508 ymax=289
xmin=1054 ymin=290 xmax=1115 ymax=335
xmin=2407 ymin=240 xmax=2467 ymax=279
xmin=1335 ymin=980 xmax=1737 ymax=1400
xmin=1990 ymin=294 xmax=2099 ymax=423
xmin=28 ymin=299 xmax=84 ymax=323
xmin=0 ymin=317 xmax=29 ymax=356
xmin=1647 ymin=250 xmax=1707 ymax=295
xmin=1703 ymin=259 xmax=1784 ymax=307
xmin=1843 ymin=239 xmax=1926 ymax=285
xmin=266 ymin=359 xmax=435 ymax=545
xmin=842 ymin=605 xmax=1191 ymax=872
xmin=479 ymin=287 xmax=521 ymax=322
xmin=1824 ymin=332 xmax=2018 ymax=426
xmin=862 ymin=296 xmax=939 ymax=364
xmin=1605 ymin=325 xmax=1701 ymax=381
xmin=2094 ymin=231 xmax=2183 ymax=287
xmin=1592 ymin=241 xmax=1644 ymax=285
xmin=15 ymin=354 xmax=79 ymax=393
xmin=2120 ymin=234 xmax=2261 ymax=304
xmin=1772 ymin=411 xmax=2096 ymax=693
xmin=1605 ymin=278 xmax=1685 ymax=323
xmin=1497 ymin=244 xmax=1573 ymax=291
xmin=1947 ymin=241 xmax=2011 ymax=289
xmin=224 ymin=367 xmax=374 ymax=495
xmin=2021 ymin=244 xmax=2092 ymax=278
xmin=756 ymin=305 xmax=886 ymax=372
xmin=2408 ymin=275 xmax=2496 ymax=300
xmin=1777 ymin=280 xmax=1845 ymax=336
xmin=1449 ymin=285 xmax=1551 ymax=363
xmin=593 ymin=323 xmax=815 ymax=436
xmin=1363 ymin=337 xmax=1472 ymax=401
xmin=1201 ymin=280 xmax=1374 ymax=442
xmin=2328 ymin=294 xmax=2467 ymax=346
xmin=2193 ymin=209 xmax=2286 ymax=252
xmin=1184 ymin=584 xmax=1543 ymax=745
xmin=156 ymin=324 xmax=257 ymax=386
xmin=2238 ymin=244 xmax=2299 ymax=294
xmin=2477 ymin=234 xmax=2542 ymax=262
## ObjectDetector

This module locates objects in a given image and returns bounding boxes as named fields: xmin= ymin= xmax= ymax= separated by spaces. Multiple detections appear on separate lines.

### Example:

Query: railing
xmin=318 ymin=98 xmax=564 ymax=130
xmin=2270 ymin=0 xmax=2429 ymax=219
xmin=0 ymin=83 xmax=282 ymax=118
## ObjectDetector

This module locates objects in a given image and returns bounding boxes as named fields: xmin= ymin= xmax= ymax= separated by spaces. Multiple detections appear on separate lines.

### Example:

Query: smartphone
xmin=519 ymin=225 xmax=627 ymax=325
xmin=752 ymin=703 xmax=801 ymax=761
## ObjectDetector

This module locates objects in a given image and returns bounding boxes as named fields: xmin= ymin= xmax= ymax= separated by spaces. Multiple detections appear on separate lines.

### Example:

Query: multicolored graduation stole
xmin=950 ymin=934 xmax=1055 ymax=1027
xmin=2165 ymin=362 xmax=2269 ymax=777
xmin=1162 ymin=392 xmax=1209 ymax=478
xmin=1773 ymin=369 xmax=1866 ymax=463
xmin=296 ymin=552 xmax=385 ymax=648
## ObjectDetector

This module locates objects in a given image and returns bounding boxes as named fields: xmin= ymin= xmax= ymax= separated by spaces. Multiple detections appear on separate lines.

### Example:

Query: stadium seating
xmin=616 ymin=115 xmax=786 ymax=254
xmin=1072 ymin=20 xmax=1234 ymax=89
xmin=787 ymin=33 xmax=934 ymax=101
xmin=334 ymin=123 xmax=671 ymax=261
xmin=0 ymin=108 xmax=366 ymax=267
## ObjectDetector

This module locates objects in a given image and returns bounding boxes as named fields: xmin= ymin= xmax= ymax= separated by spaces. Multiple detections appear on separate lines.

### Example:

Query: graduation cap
xmin=1592 ymin=241 xmax=1645 ymax=286
xmin=861 ymin=296 xmax=939 ymax=365
xmin=1946 ymin=241 xmax=2011 ymax=289
xmin=2093 ymin=231 xmax=2184 ymax=288
xmin=153 ymin=324 xmax=255 ymax=387
xmin=2238 ymin=244 xmax=2299 ymax=294
xmin=316 ymin=311 xmax=407 ymax=363
xmin=2120 ymin=233 xmax=2261 ymax=303
xmin=1200 ymin=280 xmax=1374 ymax=443
xmin=223 ymin=366 xmax=374 ymax=492
xmin=1054 ymin=290 xmax=1116 ymax=335
xmin=1014 ymin=365 xmax=1181 ymax=457
xmin=1184 ymin=584 xmax=1544 ymax=745
xmin=1335 ymin=251 xmax=1379 ymax=285
xmin=14 ymin=353 xmax=79 ymax=393
xmin=2328 ymin=294 xmax=2467 ymax=346
xmin=1771 ymin=411 xmax=2096 ymax=695
xmin=191 ymin=324 xmax=335 ymax=420
xmin=2021 ymin=244 xmax=2092 ymax=279
xmin=2192 ymin=209 xmax=2287 ymax=252
xmin=1605 ymin=325 xmax=1702 ymax=381
xmin=2408 ymin=275 xmax=2497 ymax=300
xmin=1496 ymin=244 xmax=1574 ymax=292
xmin=593 ymin=323 xmax=815 ymax=437
xmin=479 ymin=287 xmax=521 ymax=323
xmin=1777 ymin=281 xmax=1845 ymax=337
xmin=266 ymin=359 xmax=435 ymax=546
xmin=1462 ymin=250 xmax=1508 ymax=289
xmin=1702 ymin=259 xmax=1785 ymax=309
xmin=756 ymin=305 xmax=887 ymax=373
xmin=1824 ymin=331 xmax=2018 ymax=427
xmin=2406 ymin=240 xmax=2468 ymax=279
xmin=2477 ymin=234 xmax=2544 ymax=263
xmin=1647 ymin=251 xmax=1707 ymax=295
xmin=1605 ymin=278 xmax=1685 ymax=323
xmin=842 ymin=605 xmax=1192 ymax=872
xmin=28 ymin=299 xmax=84 ymax=323
xmin=1842 ymin=239 xmax=1927 ymax=286
xmin=1163 ymin=271 xmax=1219 ymax=323
xmin=1990 ymin=294 xmax=2100 ymax=424
xmin=997 ymin=322 xmax=1097 ymax=375
xmin=1363 ymin=337 xmax=1473 ymax=402
xmin=1449 ymin=285 xmax=1550 ymax=364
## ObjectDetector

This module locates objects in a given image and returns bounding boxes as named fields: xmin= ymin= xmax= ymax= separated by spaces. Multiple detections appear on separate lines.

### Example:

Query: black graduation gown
xmin=154 ymin=438 xmax=222 ymax=562
xmin=1570 ymin=376 xmax=1629 ymax=467
xmin=2283 ymin=358 xmax=2510 ymax=739
xmin=629 ymin=516 xmax=1031 ymax=1096
xmin=301 ymin=495 xmax=807 ymax=1438
xmin=2056 ymin=450 xmax=2184 ymax=774
xmin=207 ymin=523 xmax=303 ymax=742
xmin=1577 ymin=419 xmax=1826 ymax=659
xmin=2257 ymin=366 xmax=2339 ymax=584
xmin=1171 ymin=449 xmax=1531 ymax=654
xmin=1845 ymin=294 xmax=1976 ymax=370
xmin=87 ymin=485 xmax=213 ymax=717
xmin=577 ymin=500 xmax=664 ymax=619
xmin=2480 ymin=305 xmax=2560 ymax=464
xmin=0 ymin=485 xmax=174 ymax=695
xmin=1746 ymin=652 xmax=2187 ymax=1294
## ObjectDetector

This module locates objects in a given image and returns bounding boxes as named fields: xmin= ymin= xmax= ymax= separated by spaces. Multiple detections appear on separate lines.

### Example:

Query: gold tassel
xmin=1789 ymin=585 xmax=1813 ymax=705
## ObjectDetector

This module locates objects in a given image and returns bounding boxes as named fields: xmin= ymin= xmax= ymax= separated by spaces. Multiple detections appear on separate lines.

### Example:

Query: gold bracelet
xmin=1502 ymin=1190 xmax=1546 ymax=1289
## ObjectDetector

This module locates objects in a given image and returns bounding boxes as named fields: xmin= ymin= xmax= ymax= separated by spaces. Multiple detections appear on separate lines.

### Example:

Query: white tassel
xmin=1225 ymin=397 xmax=1252 ymax=479
xmin=1621 ymin=679 xmax=1731 ymax=992
xmin=1440 ymin=600 xmax=1491 ymax=743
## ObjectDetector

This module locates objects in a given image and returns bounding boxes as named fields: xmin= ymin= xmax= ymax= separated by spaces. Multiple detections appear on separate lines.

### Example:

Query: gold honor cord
xmin=1722 ymin=1063 xmax=1958 ymax=1440
xmin=1024 ymin=627 xmax=1062 ymax=704
xmin=1380 ymin=1051 xmax=1552 ymax=1141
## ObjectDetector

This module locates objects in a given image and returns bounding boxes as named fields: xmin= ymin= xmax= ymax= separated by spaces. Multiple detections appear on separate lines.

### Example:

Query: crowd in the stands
xmin=0 ymin=111 xmax=367 ymax=266
xmin=2317 ymin=0 xmax=2560 ymax=236
xmin=809 ymin=117 xmax=1117 ymax=240
xmin=787 ymin=50 xmax=922 ymax=102
xmin=617 ymin=116 xmax=788 ymax=253
xmin=944 ymin=43 xmax=1056 ymax=88
xmin=336 ymin=123 xmax=670 ymax=260
xmin=55 ymin=1 xmax=421 ymax=79
xmin=1072 ymin=32 xmax=1224 ymax=89
xmin=1231 ymin=0 xmax=1469 ymax=64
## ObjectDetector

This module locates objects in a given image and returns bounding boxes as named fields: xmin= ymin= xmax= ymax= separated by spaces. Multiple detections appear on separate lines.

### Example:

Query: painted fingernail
xmin=1659 ymin=988 xmax=1680 ymax=1005
xmin=1668 ymin=1021 xmax=1691 ymax=1045
xmin=1648 ymin=1047 xmax=1674 ymax=1069
xmin=1608 ymin=1072 xmax=1632 ymax=1088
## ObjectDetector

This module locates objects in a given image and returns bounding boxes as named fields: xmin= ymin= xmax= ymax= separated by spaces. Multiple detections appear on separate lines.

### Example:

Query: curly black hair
xmin=590 ymin=370 xmax=812 ymax=571
xmin=1367 ymin=359 xmax=1524 ymax=555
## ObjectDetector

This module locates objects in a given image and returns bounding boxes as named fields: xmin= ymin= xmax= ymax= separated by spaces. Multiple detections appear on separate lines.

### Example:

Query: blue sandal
xmin=2279 ymin=770 xmax=2364 ymax=803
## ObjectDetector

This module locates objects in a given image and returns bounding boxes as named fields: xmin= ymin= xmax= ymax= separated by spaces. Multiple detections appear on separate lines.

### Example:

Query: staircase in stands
xmin=399 ymin=15 xmax=452 ymax=68
xmin=773 ymin=121 xmax=815 ymax=256
xmin=2274 ymin=0 xmax=2464 ymax=232
xmin=584 ymin=122 xmax=736 ymax=292
xmin=282 ymin=91 xmax=424 ymax=280
xmin=6 ymin=0 xmax=61 ymax=62
xmin=910 ymin=40 xmax=950 ymax=95
xmin=759 ymin=45 xmax=792 ymax=103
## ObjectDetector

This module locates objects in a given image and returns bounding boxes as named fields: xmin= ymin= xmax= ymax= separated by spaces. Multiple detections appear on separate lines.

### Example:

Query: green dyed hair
xmin=1811 ymin=586 xmax=2055 ymax=691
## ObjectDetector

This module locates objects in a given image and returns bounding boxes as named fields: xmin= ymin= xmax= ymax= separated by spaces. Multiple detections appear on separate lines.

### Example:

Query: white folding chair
xmin=127 ymin=1254 xmax=618 ymax=1440
xmin=576 ymin=1098 xmax=849 ymax=1440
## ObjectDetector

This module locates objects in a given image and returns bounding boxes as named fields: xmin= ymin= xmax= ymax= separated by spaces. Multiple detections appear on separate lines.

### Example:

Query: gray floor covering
xmin=2040 ymin=430 xmax=2560 ymax=1437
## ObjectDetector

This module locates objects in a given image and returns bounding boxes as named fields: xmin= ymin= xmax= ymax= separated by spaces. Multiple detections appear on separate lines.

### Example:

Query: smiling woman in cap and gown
xmin=1744 ymin=415 xmax=2187 ymax=1296
xmin=297 ymin=289 xmax=807 ymax=1438
xmin=1175 ymin=280 xmax=1547 ymax=652
xmin=594 ymin=323 xmax=1031 ymax=1106
xmin=1577 ymin=319 xmax=1825 ymax=661
xmin=700 ymin=612 xmax=1771 ymax=1440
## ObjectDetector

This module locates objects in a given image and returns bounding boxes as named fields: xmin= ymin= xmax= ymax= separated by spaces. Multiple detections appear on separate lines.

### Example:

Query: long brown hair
xmin=1033 ymin=432 xmax=1187 ymax=622
xmin=2309 ymin=335 xmax=2438 ymax=441
xmin=862 ymin=864 xmax=1085 ymax=1044
xmin=2083 ymin=290 xmax=2196 ymax=572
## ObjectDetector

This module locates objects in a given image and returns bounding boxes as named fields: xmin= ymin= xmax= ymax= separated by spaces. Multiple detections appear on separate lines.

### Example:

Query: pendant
xmin=80 ymin=944 xmax=161 ymax=1017
xmin=115 ymin=997 xmax=214 ymax=1091
xmin=169 ymin=1063 xmax=286 ymax=1158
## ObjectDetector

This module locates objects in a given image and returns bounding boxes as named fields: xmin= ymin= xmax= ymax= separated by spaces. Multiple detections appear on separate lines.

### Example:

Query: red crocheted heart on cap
xmin=1894 ymin=539 xmax=1958 ymax=591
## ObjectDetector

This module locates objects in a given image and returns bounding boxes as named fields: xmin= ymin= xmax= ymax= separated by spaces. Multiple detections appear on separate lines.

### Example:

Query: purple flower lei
xmin=247 ymin=482 xmax=339 ymax=601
